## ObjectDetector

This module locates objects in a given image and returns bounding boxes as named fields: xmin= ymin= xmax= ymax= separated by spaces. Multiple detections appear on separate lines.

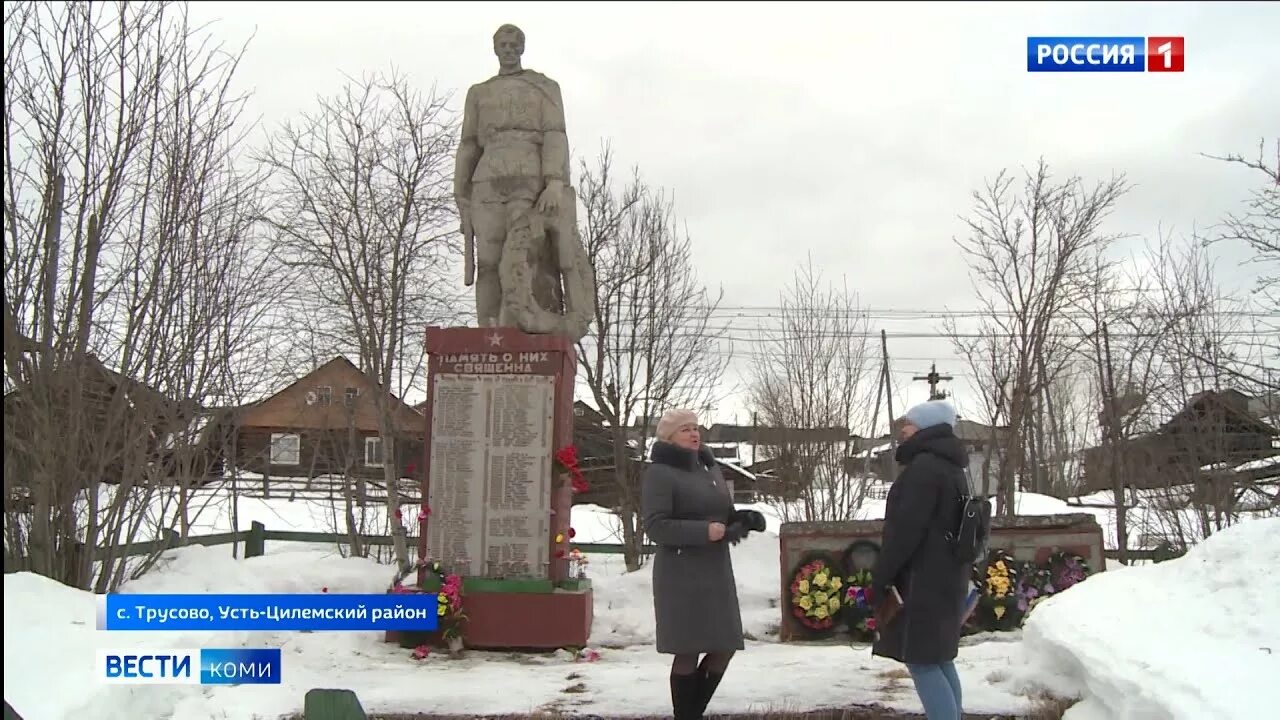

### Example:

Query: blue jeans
xmin=906 ymin=661 xmax=962 ymax=720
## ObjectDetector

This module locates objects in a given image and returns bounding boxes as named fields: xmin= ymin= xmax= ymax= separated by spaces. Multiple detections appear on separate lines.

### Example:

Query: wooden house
xmin=3 ymin=349 xmax=228 ymax=497
xmin=706 ymin=423 xmax=852 ymax=502
xmin=570 ymin=406 xmax=762 ymax=507
xmin=1080 ymin=389 xmax=1280 ymax=495
xmin=854 ymin=418 xmax=1010 ymax=497
xmin=231 ymin=357 xmax=425 ymax=482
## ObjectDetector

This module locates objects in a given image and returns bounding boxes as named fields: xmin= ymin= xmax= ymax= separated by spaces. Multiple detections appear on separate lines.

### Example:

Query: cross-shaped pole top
xmin=912 ymin=362 xmax=954 ymax=401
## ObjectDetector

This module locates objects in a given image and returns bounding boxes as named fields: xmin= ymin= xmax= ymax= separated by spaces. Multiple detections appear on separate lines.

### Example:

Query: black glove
xmin=724 ymin=521 xmax=749 ymax=545
xmin=731 ymin=509 xmax=767 ymax=533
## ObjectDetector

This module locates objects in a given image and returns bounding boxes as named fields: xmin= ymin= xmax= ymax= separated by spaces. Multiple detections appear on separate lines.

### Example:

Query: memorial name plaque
xmin=425 ymin=372 xmax=555 ymax=578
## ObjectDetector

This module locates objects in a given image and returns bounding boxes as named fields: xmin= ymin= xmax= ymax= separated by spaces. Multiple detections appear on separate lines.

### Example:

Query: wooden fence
xmin=93 ymin=523 xmax=1161 ymax=564
xmin=93 ymin=522 xmax=655 ymax=561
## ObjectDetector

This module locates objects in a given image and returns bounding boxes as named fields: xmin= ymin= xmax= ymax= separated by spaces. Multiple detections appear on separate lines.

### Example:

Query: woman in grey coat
xmin=641 ymin=408 xmax=764 ymax=720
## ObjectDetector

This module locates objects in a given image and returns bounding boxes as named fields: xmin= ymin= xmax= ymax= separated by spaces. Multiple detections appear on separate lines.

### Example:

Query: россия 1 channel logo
xmin=1027 ymin=36 xmax=1184 ymax=72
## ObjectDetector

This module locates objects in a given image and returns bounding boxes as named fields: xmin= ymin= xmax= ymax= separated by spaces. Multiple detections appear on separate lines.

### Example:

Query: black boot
xmin=694 ymin=668 xmax=725 ymax=718
xmin=670 ymin=671 xmax=701 ymax=720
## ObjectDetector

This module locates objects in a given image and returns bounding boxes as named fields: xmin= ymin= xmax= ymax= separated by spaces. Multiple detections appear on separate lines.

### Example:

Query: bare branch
xmin=255 ymin=67 xmax=461 ymax=570
xmin=747 ymin=256 xmax=875 ymax=522
xmin=946 ymin=158 xmax=1131 ymax=514
xmin=573 ymin=145 xmax=730 ymax=571
xmin=4 ymin=0 xmax=277 ymax=590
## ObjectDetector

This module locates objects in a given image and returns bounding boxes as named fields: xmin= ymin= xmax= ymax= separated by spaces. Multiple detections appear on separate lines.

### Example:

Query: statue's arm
xmin=454 ymin=85 xmax=481 ymax=200
xmin=541 ymin=80 xmax=570 ymax=186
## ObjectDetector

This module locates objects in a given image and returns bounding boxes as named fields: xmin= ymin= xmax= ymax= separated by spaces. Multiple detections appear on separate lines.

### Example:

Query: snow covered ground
xmin=4 ymin=525 xmax=1036 ymax=720
xmin=6 ymin=488 xmax=1276 ymax=720
xmin=1005 ymin=516 xmax=1280 ymax=720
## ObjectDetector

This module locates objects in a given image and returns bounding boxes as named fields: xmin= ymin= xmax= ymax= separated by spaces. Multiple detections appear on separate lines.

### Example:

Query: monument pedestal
xmin=406 ymin=326 xmax=592 ymax=649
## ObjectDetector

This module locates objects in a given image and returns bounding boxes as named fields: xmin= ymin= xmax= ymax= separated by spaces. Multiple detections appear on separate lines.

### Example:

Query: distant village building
xmin=853 ymin=418 xmax=1009 ymax=498
xmin=1080 ymin=389 xmax=1279 ymax=495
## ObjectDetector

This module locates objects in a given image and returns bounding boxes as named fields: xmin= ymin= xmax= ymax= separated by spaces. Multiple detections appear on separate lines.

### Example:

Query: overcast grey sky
xmin=188 ymin=0 xmax=1279 ymax=429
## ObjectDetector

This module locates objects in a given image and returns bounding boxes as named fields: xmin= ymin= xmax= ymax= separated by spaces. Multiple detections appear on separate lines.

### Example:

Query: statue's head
xmin=493 ymin=24 xmax=525 ymax=70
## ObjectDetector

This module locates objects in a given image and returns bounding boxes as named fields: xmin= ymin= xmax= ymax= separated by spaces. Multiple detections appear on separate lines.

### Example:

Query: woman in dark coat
xmin=641 ymin=408 xmax=763 ymax=720
xmin=871 ymin=400 xmax=972 ymax=720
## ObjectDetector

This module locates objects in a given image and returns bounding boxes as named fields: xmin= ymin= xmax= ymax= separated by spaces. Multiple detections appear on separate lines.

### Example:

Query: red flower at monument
xmin=555 ymin=445 xmax=579 ymax=468
xmin=568 ymin=527 xmax=577 ymax=539
xmin=555 ymin=445 xmax=590 ymax=494
xmin=394 ymin=509 xmax=402 ymax=521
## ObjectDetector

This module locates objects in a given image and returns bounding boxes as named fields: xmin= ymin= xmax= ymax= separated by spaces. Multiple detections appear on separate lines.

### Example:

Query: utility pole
xmin=881 ymin=330 xmax=898 ymax=480
xmin=912 ymin=362 xmax=954 ymax=401
xmin=864 ymin=364 xmax=885 ymax=481
xmin=751 ymin=411 xmax=758 ymax=466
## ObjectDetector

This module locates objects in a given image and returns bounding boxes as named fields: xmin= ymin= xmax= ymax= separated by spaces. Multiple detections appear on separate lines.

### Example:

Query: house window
xmin=315 ymin=386 xmax=332 ymax=406
xmin=365 ymin=436 xmax=385 ymax=468
xmin=270 ymin=433 xmax=300 ymax=465
xmin=344 ymin=387 xmax=360 ymax=406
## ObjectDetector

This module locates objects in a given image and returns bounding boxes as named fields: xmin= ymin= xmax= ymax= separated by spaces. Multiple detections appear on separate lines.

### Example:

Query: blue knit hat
xmin=903 ymin=400 xmax=958 ymax=431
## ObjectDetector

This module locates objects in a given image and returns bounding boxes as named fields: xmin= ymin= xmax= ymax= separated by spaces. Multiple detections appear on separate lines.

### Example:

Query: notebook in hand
xmin=962 ymin=587 xmax=981 ymax=625
xmin=874 ymin=586 xmax=904 ymax=629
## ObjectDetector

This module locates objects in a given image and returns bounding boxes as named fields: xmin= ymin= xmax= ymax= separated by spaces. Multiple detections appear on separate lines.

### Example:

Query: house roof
xmin=1248 ymin=394 xmax=1280 ymax=423
xmin=954 ymin=419 xmax=1009 ymax=443
xmin=236 ymin=356 xmax=423 ymax=434
xmin=1164 ymin=389 xmax=1279 ymax=437
xmin=706 ymin=424 xmax=851 ymax=444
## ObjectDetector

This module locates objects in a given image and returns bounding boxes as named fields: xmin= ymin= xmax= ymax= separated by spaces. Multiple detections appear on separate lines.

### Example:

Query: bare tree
xmin=256 ymin=68 xmax=460 ymax=572
xmin=1205 ymin=138 xmax=1279 ymax=288
xmin=3 ymin=1 xmax=278 ymax=589
xmin=948 ymin=326 xmax=1013 ymax=499
xmin=575 ymin=145 xmax=730 ymax=571
xmin=948 ymin=159 xmax=1130 ymax=515
xmin=1200 ymin=138 xmax=1280 ymax=391
xmin=747 ymin=257 xmax=874 ymax=522
xmin=1067 ymin=231 xmax=1261 ymax=561
xmin=1140 ymin=235 xmax=1269 ymax=548
xmin=1072 ymin=248 xmax=1166 ymax=563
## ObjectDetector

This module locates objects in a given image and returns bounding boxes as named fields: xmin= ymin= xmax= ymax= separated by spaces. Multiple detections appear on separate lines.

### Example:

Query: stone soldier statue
xmin=454 ymin=24 xmax=595 ymax=340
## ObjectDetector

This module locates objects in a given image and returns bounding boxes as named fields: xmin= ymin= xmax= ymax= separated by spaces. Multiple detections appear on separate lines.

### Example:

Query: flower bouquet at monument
xmin=1014 ymin=559 xmax=1054 ymax=620
xmin=1046 ymin=550 xmax=1092 ymax=594
xmin=973 ymin=548 xmax=1024 ymax=632
xmin=436 ymin=571 xmax=468 ymax=657
xmin=555 ymin=445 xmax=590 ymax=493
xmin=840 ymin=568 xmax=877 ymax=642
xmin=788 ymin=554 xmax=844 ymax=636
xmin=568 ymin=547 xmax=590 ymax=579
xmin=388 ymin=560 xmax=434 ymax=650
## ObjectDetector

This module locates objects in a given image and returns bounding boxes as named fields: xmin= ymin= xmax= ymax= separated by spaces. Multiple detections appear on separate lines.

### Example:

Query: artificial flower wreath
xmin=789 ymin=554 xmax=844 ymax=634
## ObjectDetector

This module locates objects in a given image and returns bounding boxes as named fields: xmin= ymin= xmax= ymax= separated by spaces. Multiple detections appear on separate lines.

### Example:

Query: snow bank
xmin=4 ymin=545 xmax=396 ymax=720
xmin=1012 ymin=516 xmax=1280 ymax=720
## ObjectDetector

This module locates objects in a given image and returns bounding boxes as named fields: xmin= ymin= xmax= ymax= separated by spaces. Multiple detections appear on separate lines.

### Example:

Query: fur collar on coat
xmin=650 ymin=440 xmax=716 ymax=472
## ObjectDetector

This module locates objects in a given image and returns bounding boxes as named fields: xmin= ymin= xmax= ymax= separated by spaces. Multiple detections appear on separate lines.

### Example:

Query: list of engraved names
xmin=426 ymin=373 xmax=554 ymax=578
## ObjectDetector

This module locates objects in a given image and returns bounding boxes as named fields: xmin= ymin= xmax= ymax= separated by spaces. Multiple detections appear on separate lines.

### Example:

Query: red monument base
xmin=385 ymin=587 xmax=593 ymax=650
